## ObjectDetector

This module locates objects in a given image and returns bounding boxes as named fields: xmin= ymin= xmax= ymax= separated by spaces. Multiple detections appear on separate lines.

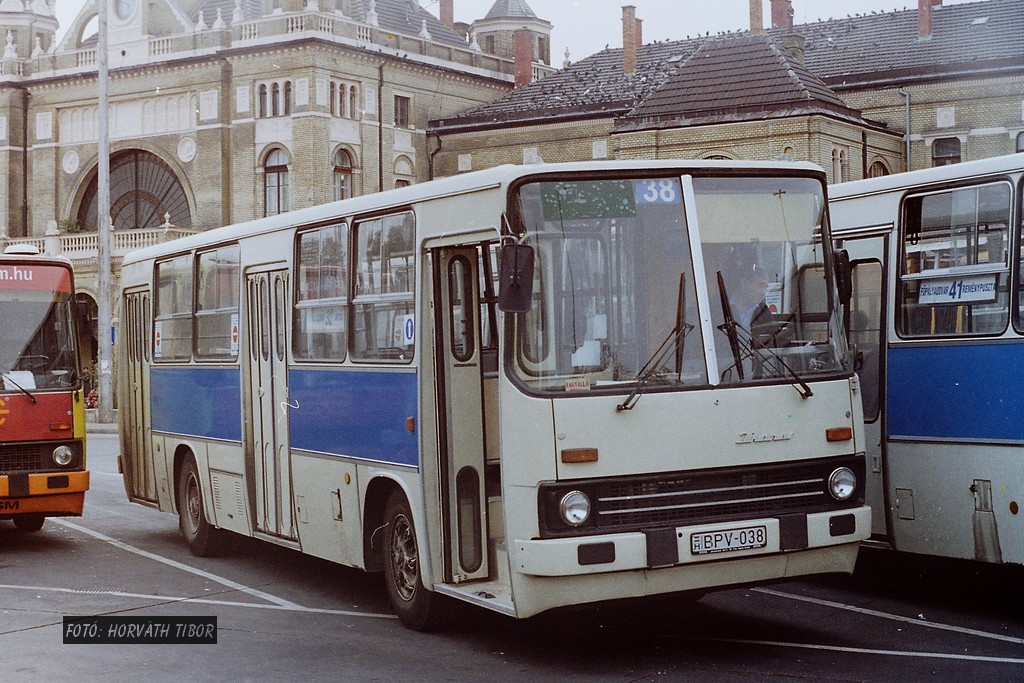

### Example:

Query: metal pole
xmin=898 ymin=88 xmax=911 ymax=173
xmin=97 ymin=0 xmax=114 ymax=423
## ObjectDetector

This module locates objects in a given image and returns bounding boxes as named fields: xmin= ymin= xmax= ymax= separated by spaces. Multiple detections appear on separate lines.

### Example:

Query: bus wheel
xmin=383 ymin=491 xmax=445 ymax=630
xmin=178 ymin=456 xmax=220 ymax=557
xmin=13 ymin=514 xmax=44 ymax=532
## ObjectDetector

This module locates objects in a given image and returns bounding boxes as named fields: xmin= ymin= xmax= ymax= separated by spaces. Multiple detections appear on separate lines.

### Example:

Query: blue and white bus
xmin=830 ymin=153 xmax=1024 ymax=565
xmin=118 ymin=160 xmax=870 ymax=629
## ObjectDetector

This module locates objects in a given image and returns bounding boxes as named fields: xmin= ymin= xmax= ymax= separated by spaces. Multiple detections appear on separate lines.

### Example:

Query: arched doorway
xmin=77 ymin=150 xmax=191 ymax=230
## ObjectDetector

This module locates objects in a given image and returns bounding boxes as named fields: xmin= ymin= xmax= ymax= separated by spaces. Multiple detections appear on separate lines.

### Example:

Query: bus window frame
xmin=895 ymin=179 xmax=1013 ymax=339
xmin=293 ymin=222 xmax=350 ymax=364
xmin=350 ymin=210 xmax=417 ymax=364
xmin=194 ymin=242 xmax=241 ymax=362
xmin=153 ymin=252 xmax=195 ymax=362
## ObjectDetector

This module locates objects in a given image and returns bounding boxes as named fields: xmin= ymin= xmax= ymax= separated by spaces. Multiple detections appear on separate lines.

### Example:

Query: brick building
xmin=0 ymin=0 xmax=553 ymax=370
xmin=429 ymin=0 xmax=1024 ymax=181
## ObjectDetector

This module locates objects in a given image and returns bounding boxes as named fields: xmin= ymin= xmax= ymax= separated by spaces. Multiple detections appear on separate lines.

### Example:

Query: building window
xmin=333 ymin=149 xmax=353 ymax=201
xmin=868 ymin=160 xmax=890 ymax=178
xmin=264 ymin=148 xmax=290 ymax=217
xmin=832 ymin=148 xmax=848 ymax=183
xmin=258 ymin=84 xmax=268 ymax=117
xmin=1017 ymin=132 xmax=1024 ymax=153
xmin=394 ymin=95 xmax=411 ymax=128
xmin=932 ymin=137 xmax=961 ymax=166
xmin=330 ymin=81 xmax=360 ymax=119
xmin=258 ymin=79 xmax=291 ymax=118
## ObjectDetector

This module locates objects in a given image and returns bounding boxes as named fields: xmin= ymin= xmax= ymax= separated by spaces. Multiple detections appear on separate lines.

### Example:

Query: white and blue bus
xmin=117 ymin=160 xmax=870 ymax=629
xmin=830 ymin=153 xmax=1024 ymax=565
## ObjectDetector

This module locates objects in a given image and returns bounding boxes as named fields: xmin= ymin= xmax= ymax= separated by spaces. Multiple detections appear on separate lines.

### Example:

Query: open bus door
xmin=121 ymin=288 xmax=157 ymax=504
xmin=431 ymin=246 xmax=489 ymax=583
xmin=838 ymin=233 xmax=889 ymax=541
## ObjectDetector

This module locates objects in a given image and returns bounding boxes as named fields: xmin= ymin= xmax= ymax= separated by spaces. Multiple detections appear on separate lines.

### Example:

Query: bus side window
xmin=352 ymin=212 xmax=415 ymax=362
xmin=898 ymin=183 xmax=1011 ymax=338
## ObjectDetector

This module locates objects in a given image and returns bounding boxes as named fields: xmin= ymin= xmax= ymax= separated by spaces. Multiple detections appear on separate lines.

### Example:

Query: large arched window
xmin=77 ymin=149 xmax=190 ymax=230
xmin=264 ymin=148 xmax=290 ymax=216
xmin=333 ymin=149 xmax=353 ymax=201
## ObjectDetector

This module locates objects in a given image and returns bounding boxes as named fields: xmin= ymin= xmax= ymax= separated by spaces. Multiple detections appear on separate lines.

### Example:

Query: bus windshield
xmin=510 ymin=174 xmax=847 ymax=394
xmin=0 ymin=283 xmax=79 ymax=391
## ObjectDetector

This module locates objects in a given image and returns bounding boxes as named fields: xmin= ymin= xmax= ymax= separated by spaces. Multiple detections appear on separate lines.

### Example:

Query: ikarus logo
xmin=0 ymin=396 xmax=8 ymax=427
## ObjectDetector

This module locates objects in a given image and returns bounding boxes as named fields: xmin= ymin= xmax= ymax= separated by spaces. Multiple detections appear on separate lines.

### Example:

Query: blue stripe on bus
xmin=288 ymin=368 xmax=418 ymax=467
xmin=150 ymin=366 xmax=242 ymax=441
xmin=887 ymin=343 xmax=1024 ymax=442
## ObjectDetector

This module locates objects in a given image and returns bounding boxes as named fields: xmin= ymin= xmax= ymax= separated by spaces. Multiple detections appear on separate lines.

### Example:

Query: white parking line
xmin=755 ymin=587 xmax=1024 ymax=646
xmin=52 ymin=518 xmax=303 ymax=609
xmin=699 ymin=636 xmax=1024 ymax=665
xmin=0 ymin=583 xmax=396 ymax=619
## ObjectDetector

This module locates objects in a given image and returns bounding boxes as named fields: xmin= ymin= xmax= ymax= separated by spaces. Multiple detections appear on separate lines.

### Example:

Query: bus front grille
xmin=538 ymin=455 xmax=864 ymax=538
xmin=0 ymin=444 xmax=47 ymax=473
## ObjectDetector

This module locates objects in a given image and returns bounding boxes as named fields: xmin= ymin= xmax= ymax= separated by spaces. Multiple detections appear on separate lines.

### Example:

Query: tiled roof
xmin=483 ymin=0 xmax=538 ymax=20
xmin=429 ymin=39 xmax=698 ymax=131
xmin=781 ymin=0 xmax=1024 ymax=87
xmin=622 ymin=33 xmax=859 ymax=128
xmin=429 ymin=0 xmax=1024 ymax=131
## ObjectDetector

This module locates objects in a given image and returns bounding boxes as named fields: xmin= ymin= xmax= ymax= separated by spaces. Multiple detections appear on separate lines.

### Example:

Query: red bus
xmin=0 ymin=247 xmax=89 ymax=531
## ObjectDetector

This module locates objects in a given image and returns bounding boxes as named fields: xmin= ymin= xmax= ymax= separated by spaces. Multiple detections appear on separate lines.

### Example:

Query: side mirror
xmin=498 ymin=243 xmax=535 ymax=313
xmin=833 ymin=248 xmax=852 ymax=307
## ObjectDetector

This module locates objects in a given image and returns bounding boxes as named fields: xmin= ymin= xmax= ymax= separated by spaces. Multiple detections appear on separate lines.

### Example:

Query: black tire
xmin=13 ymin=514 xmax=45 ymax=532
xmin=178 ymin=456 xmax=221 ymax=557
xmin=382 ymin=490 xmax=445 ymax=630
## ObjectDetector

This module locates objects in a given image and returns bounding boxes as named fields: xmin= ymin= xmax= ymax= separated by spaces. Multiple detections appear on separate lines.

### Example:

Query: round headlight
xmin=52 ymin=445 xmax=74 ymax=467
xmin=559 ymin=490 xmax=591 ymax=527
xmin=828 ymin=467 xmax=856 ymax=501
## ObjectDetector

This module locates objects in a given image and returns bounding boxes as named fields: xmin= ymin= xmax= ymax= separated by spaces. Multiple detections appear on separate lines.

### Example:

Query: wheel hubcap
xmin=390 ymin=513 xmax=418 ymax=602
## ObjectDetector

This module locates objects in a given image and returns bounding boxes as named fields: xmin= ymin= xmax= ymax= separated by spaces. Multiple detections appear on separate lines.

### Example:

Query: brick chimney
xmin=780 ymin=33 xmax=805 ymax=64
xmin=623 ymin=5 xmax=637 ymax=75
xmin=750 ymin=0 xmax=763 ymax=34
xmin=440 ymin=0 xmax=453 ymax=28
xmin=514 ymin=27 xmax=533 ymax=87
xmin=918 ymin=0 xmax=942 ymax=38
xmin=770 ymin=0 xmax=793 ymax=29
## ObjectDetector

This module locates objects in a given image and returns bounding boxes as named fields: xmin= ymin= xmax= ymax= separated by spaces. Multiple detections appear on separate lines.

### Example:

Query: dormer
xmin=471 ymin=0 xmax=551 ymax=66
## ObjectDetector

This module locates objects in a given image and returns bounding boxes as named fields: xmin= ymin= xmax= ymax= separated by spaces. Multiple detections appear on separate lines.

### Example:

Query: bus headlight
xmin=827 ymin=467 xmax=857 ymax=501
xmin=559 ymin=490 xmax=591 ymax=527
xmin=52 ymin=445 xmax=74 ymax=467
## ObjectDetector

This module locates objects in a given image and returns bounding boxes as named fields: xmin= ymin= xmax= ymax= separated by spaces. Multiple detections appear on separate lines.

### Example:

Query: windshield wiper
xmin=1 ymin=372 xmax=37 ymax=403
xmin=716 ymin=271 xmax=746 ymax=381
xmin=715 ymin=271 xmax=812 ymax=400
xmin=618 ymin=273 xmax=693 ymax=411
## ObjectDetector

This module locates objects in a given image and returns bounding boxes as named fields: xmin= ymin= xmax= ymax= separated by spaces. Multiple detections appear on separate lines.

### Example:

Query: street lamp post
xmin=97 ymin=0 xmax=114 ymax=423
